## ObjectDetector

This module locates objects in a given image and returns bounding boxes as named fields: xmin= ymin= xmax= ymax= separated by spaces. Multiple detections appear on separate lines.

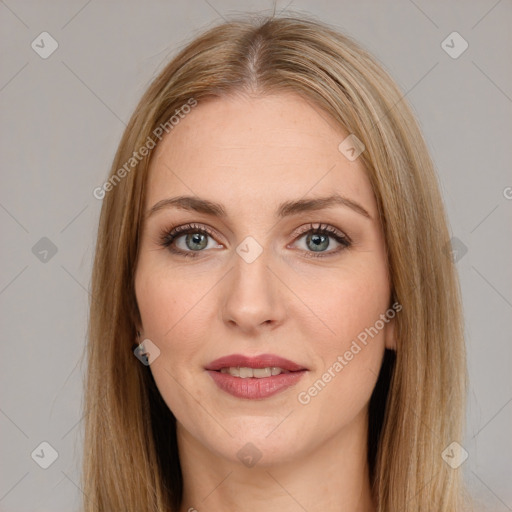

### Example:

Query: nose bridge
xmin=221 ymin=239 xmax=284 ymax=331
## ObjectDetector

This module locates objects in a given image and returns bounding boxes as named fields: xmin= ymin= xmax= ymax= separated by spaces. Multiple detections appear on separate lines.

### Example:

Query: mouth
xmin=205 ymin=353 xmax=308 ymax=399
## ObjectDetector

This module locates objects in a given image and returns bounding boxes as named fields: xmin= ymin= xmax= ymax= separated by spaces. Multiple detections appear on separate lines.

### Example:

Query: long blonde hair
xmin=82 ymin=14 xmax=468 ymax=511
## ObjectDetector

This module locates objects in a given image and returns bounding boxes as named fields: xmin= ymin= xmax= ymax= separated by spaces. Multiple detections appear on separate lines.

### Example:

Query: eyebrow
xmin=145 ymin=193 xmax=372 ymax=220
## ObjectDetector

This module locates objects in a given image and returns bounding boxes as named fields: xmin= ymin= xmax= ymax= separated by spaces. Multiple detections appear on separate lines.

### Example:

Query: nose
xmin=220 ymin=246 xmax=286 ymax=334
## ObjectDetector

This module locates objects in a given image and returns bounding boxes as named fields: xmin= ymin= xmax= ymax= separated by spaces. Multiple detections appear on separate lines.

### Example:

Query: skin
xmin=134 ymin=92 xmax=396 ymax=512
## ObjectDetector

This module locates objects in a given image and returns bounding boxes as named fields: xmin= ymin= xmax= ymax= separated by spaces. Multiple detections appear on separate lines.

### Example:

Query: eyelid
xmin=289 ymin=222 xmax=351 ymax=243
xmin=157 ymin=222 xmax=222 ymax=248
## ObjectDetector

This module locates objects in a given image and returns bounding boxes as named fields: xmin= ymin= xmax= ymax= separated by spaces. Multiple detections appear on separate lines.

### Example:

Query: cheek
xmin=291 ymin=263 xmax=390 ymax=407
xmin=135 ymin=260 xmax=224 ymax=402
xmin=135 ymin=266 xmax=216 ymax=423
xmin=135 ymin=261 xmax=214 ymax=343
xmin=294 ymin=260 xmax=390 ymax=349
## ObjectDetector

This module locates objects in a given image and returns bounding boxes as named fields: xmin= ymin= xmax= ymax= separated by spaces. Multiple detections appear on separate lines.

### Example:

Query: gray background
xmin=1 ymin=1 xmax=511 ymax=510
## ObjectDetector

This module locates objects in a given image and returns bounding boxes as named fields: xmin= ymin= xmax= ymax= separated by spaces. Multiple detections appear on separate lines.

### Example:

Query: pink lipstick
xmin=205 ymin=353 xmax=307 ymax=400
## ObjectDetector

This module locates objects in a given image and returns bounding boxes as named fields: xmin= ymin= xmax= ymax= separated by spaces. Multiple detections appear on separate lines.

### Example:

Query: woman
xmin=82 ymin=14 xmax=469 ymax=512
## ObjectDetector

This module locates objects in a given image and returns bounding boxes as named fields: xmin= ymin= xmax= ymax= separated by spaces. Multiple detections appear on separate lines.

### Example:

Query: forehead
xmin=146 ymin=93 xmax=377 ymax=219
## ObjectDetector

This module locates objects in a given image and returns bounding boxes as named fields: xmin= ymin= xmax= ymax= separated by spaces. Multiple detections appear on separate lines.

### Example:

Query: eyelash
xmin=157 ymin=222 xmax=352 ymax=259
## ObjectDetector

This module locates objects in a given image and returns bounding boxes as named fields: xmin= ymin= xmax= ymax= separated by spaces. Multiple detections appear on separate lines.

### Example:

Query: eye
xmin=290 ymin=223 xmax=351 ymax=258
xmin=158 ymin=222 xmax=351 ymax=259
xmin=158 ymin=223 xmax=222 ymax=258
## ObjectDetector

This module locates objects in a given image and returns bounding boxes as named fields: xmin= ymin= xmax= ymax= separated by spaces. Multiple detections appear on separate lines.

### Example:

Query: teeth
xmin=227 ymin=366 xmax=240 ymax=377
xmin=253 ymin=368 xmax=271 ymax=378
xmin=219 ymin=366 xmax=289 ymax=378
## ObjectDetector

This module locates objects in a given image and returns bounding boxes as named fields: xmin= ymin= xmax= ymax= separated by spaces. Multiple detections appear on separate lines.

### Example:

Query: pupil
xmin=186 ymin=233 xmax=207 ymax=250
xmin=308 ymin=233 xmax=329 ymax=251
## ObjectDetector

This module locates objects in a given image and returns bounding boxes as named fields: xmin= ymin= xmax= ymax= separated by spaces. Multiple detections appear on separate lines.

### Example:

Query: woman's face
xmin=135 ymin=92 xmax=395 ymax=466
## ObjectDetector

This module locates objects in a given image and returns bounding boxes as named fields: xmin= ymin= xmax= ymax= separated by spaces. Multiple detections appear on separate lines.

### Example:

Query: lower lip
xmin=206 ymin=370 xmax=307 ymax=399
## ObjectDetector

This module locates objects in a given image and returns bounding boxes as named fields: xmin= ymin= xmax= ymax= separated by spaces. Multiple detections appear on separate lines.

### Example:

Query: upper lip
xmin=205 ymin=353 xmax=307 ymax=372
